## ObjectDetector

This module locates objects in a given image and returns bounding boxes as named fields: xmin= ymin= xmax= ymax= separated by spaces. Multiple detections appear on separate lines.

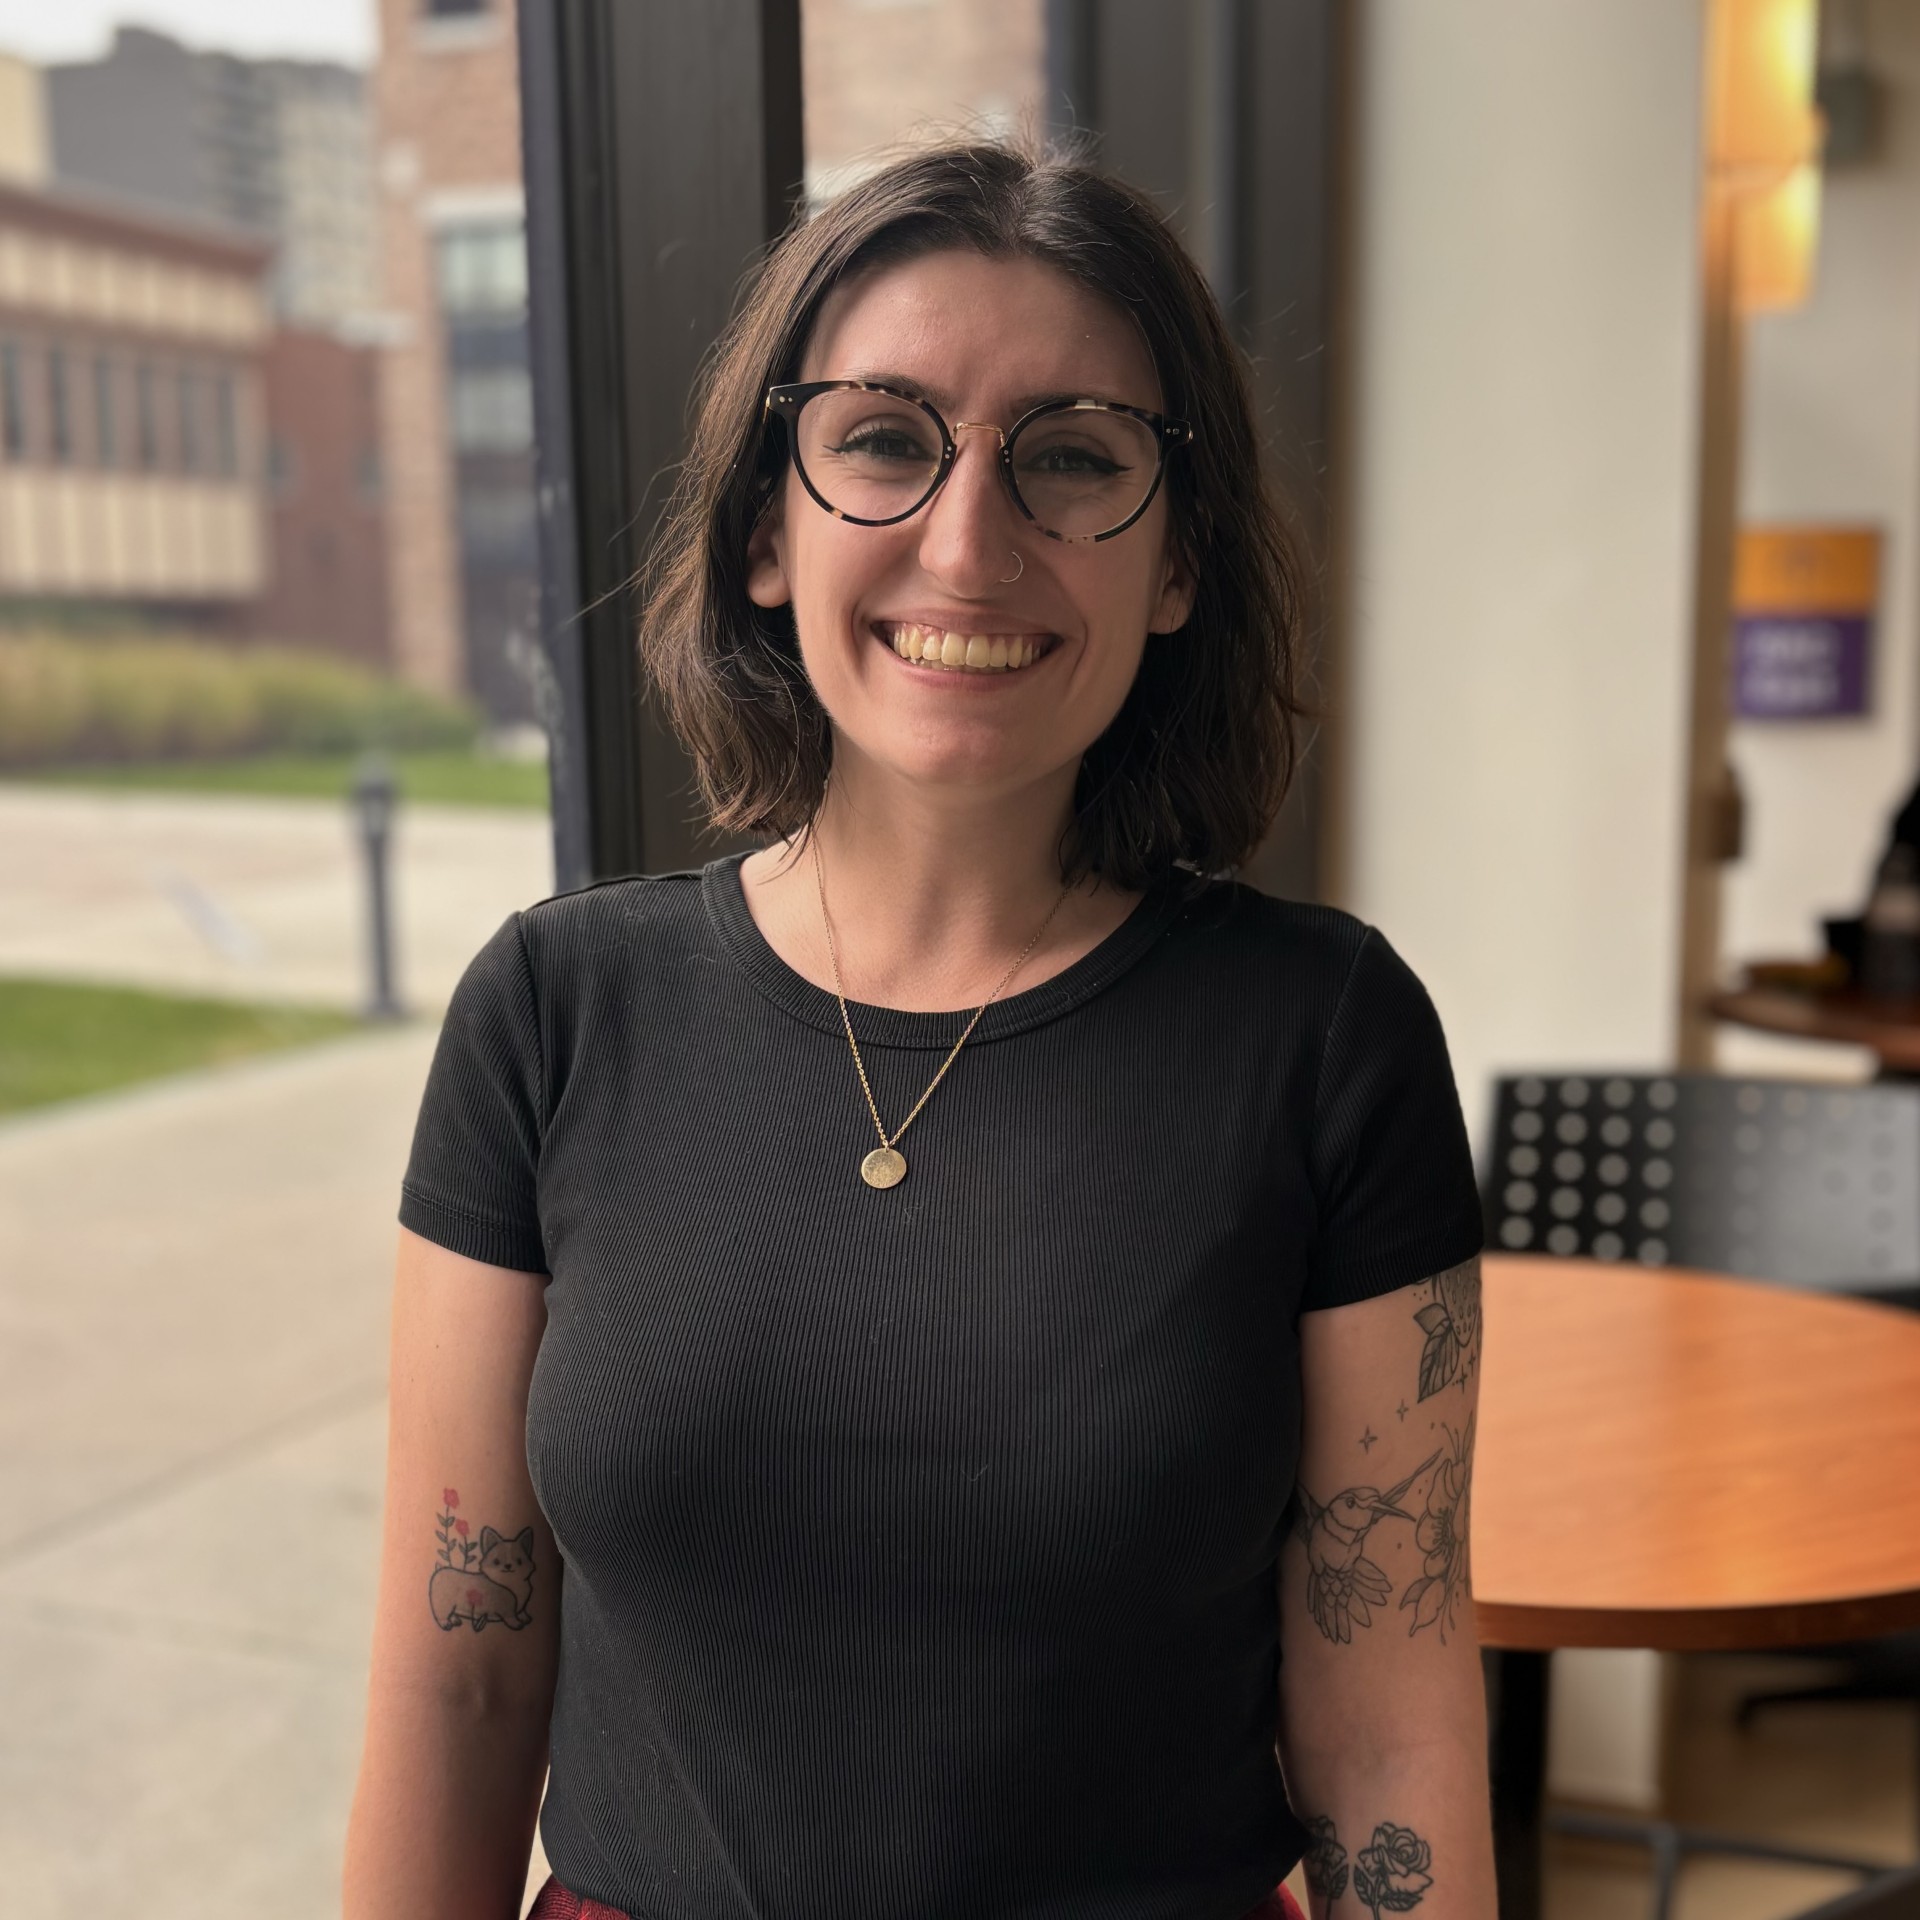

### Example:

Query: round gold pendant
xmin=860 ymin=1146 xmax=907 ymax=1189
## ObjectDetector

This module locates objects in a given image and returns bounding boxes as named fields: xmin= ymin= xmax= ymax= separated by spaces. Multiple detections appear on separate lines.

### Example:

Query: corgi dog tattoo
xmin=429 ymin=1490 xmax=535 ymax=1632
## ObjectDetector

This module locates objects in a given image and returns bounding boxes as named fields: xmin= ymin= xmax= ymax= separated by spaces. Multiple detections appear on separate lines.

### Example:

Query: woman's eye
xmin=1022 ymin=443 xmax=1125 ymax=478
xmin=833 ymin=427 xmax=932 ymax=463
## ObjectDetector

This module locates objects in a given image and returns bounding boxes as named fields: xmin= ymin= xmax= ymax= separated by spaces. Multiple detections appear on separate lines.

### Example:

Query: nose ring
xmin=1000 ymin=550 xmax=1024 ymax=585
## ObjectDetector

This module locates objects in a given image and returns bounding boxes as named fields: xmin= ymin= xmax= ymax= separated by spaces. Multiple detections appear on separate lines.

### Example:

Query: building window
xmin=457 ymin=482 xmax=537 ymax=567
xmin=448 ymin=366 xmax=533 ymax=451
xmin=178 ymin=369 xmax=198 ymax=474
xmin=135 ymin=362 xmax=159 ymax=470
xmin=355 ymin=444 xmax=383 ymax=505
xmin=436 ymin=220 xmax=527 ymax=317
xmin=0 ymin=341 xmax=22 ymax=459
xmin=266 ymin=436 xmax=297 ymax=499
xmin=214 ymin=372 xmax=238 ymax=478
xmin=94 ymin=355 xmax=116 ymax=467
xmin=48 ymin=348 xmax=70 ymax=463
xmin=423 ymin=0 xmax=490 ymax=15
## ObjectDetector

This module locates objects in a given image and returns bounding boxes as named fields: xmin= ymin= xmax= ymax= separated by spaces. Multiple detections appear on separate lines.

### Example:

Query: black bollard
xmin=351 ymin=752 xmax=404 ymax=1021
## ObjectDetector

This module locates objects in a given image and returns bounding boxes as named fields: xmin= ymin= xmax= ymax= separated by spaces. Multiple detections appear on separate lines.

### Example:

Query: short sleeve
xmin=398 ymin=913 xmax=550 ymax=1274
xmin=1301 ymin=926 xmax=1483 ymax=1313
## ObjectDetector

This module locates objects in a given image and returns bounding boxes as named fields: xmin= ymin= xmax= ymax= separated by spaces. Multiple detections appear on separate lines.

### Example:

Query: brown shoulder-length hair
xmin=638 ymin=138 xmax=1305 ymax=891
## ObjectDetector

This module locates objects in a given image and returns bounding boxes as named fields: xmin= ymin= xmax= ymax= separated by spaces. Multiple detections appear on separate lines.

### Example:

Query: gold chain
xmin=811 ymin=832 xmax=1073 ymax=1170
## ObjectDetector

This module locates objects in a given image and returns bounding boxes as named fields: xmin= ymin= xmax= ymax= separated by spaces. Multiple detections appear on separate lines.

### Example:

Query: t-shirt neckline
xmin=701 ymin=849 xmax=1180 ymax=1050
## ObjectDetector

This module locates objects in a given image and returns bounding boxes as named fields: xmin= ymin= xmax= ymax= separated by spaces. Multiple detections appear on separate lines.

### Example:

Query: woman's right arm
xmin=344 ymin=1227 xmax=560 ymax=1920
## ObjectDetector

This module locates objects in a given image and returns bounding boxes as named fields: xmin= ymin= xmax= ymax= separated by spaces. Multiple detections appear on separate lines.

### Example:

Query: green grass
xmin=11 ymin=748 xmax=550 ymax=810
xmin=0 ymin=978 xmax=363 ymax=1117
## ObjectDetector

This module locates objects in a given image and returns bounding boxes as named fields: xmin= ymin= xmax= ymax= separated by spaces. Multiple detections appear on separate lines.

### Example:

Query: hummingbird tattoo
xmin=1295 ymin=1451 xmax=1440 ymax=1644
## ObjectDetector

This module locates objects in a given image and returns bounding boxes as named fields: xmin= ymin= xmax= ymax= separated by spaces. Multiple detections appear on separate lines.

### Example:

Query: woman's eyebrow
xmin=839 ymin=373 xmax=1142 ymax=416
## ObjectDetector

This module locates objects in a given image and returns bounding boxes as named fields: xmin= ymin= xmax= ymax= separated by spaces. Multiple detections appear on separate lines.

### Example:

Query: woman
xmin=344 ymin=141 xmax=1494 ymax=1920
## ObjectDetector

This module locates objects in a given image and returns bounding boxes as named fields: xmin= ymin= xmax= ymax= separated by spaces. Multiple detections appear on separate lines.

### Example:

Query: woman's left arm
xmin=1277 ymin=1255 xmax=1496 ymax=1919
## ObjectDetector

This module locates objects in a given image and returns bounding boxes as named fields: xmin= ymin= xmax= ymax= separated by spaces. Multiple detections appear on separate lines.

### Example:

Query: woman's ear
xmin=1147 ymin=538 xmax=1197 ymax=636
xmin=746 ymin=498 xmax=792 ymax=610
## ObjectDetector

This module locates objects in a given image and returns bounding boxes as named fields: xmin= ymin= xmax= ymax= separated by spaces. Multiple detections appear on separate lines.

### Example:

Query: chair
xmin=1483 ymin=1071 xmax=1920 ymax=1303
xmin=1482 ymin=1071 xmax=1920 ymax=1919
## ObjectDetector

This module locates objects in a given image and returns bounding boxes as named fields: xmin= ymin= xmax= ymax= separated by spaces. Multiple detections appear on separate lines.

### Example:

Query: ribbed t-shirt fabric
xmin=398 ymin=853 xmax=1483 ymax=1920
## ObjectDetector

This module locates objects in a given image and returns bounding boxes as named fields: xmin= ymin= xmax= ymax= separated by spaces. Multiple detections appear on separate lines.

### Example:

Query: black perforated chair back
xmin=1482 ymin=1073 xmax=1920 ymax=1297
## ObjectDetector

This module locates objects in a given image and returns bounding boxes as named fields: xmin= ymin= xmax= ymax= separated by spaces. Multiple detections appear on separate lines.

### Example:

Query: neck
xmin=739 ymin=749 xmax=1142 ymax=1012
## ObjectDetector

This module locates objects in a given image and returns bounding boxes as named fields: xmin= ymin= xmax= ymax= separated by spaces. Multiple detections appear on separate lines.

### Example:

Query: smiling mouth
xmin=876 ymin=621 xmax=1061 ymax=675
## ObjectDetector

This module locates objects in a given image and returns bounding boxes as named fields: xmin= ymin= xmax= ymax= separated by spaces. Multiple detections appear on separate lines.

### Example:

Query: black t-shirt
xmin=399 ymin=854 xmax=1483 ymax=1920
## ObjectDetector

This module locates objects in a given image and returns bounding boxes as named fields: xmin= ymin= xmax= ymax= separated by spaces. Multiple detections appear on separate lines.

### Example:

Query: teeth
xmin=883 ymin=622 xmax=1050 ymax=674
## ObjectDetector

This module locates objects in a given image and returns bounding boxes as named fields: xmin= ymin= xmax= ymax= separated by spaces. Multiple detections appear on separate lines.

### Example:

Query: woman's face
xmin=747 ymin=249 xmax=1194 ymax=805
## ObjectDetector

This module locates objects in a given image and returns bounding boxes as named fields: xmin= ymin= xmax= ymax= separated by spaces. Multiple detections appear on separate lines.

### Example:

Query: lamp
xmin=1705 ymin=0 xmax=1823 ymax=313
xmin=1675 ymin=0 xmax=1825 ymax=1065
xmin=1708 ymin=0 xmax=1818 ymax=173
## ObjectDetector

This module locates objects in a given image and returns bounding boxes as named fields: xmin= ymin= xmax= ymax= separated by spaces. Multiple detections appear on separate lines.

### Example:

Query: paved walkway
xmin=0 ymin=1030 xmax=549 ymax=1917
xmin=0 ymin=785 xmax=554 ymax=1011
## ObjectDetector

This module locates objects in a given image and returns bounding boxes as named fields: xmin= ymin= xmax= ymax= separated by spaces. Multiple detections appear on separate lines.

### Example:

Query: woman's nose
xmin=916 ymin=429 xmax=1021 ymax=596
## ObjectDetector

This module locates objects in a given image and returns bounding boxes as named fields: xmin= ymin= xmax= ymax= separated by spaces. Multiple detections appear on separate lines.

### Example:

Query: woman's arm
xmin=344 ymin=1228 xmax=560 ymax=1920
xmin=1278 ymin=1257 xmax=1495 ymax=1919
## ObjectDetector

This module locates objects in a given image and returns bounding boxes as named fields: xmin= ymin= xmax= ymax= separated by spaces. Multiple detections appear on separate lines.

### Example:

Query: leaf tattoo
xmin=1303 ymin=1814 xmax=1349 ymax=1900
xmin=1353 ymin=1821 xmax=1434 ymax=1917
xmin=1399 ymin=1411 xmax=1475 ymax=1641
xmin=1294 ymin=1452 xmax=1439 ymax=1644
xmin=1414 ymin=1257 xmax=1482 ymax=1401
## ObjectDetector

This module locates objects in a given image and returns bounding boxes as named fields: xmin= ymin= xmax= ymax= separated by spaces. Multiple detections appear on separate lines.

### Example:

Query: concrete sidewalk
xmin=0 ymin=785 xmax=553 ymax=1012
xmin=0 ymin=1027 xmax=547 ymax=1918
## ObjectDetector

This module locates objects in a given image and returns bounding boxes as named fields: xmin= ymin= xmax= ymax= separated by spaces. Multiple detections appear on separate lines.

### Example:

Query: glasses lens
xmin=1009 ymin=407 xmax=1162 ymax=539
xmin=793 ymin=388 xmax=944 ymax=522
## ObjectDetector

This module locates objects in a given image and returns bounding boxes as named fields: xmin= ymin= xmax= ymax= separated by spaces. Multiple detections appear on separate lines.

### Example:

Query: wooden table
xmin=1474 ymin=1256 xmax=1920 ymax=1918
xmin=1710 ymin=979 xmax=1920 ymax=1075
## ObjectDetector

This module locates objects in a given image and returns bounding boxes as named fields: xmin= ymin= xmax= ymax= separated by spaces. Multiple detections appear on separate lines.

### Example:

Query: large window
xmin=0 ymin=340 xmax=22 ymax=459
xmin=135 ymin=361 xmax=159 ymax=469
xmin=448 ymin=366 xmax=532 ymax=451
xmin=177 ymin=369 xmax=199 ymax=474
xmin=48 ymin=347 xmax=71 ymax=463
xmin=94 ymin=354 xmax=116 ymax=467
xmin=214 ymin=370 xmax=238 ymax=477
xmin=436 ymin=221 xmax=526 ymax=316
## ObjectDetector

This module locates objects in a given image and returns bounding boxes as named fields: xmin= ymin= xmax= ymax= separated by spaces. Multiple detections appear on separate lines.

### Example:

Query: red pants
xmin=528 ymin=1877 xmax=1307 ymax=1920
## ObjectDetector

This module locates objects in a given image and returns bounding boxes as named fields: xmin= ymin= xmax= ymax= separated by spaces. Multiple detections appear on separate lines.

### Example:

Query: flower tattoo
xmin=1303 ymin=1814 xmax=1349 ymax=1901
xmin=1399 ymin=1412 xmax=1474 ymax=1642
xmin=427 ymin=1489 xmax=536 ymax=1633
xmin=1353 ymin=1821 xmax=1434 ymax=1917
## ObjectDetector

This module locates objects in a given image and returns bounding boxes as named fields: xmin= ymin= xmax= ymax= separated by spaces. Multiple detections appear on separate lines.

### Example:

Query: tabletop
xmin=1473 ymin=1255 xmax=1920 ymax=1652
xmin=1709 ymin=979 xmax=1920 ymax=1072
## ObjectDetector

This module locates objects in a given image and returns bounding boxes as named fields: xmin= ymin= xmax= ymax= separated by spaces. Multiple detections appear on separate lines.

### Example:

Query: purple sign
xmin=1733 ymin=614 xmax=1871 ymax=720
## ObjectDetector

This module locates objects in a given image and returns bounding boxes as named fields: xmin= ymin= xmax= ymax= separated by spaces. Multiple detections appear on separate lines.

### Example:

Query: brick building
xmin=46 ymin=26 xmax=379 ymax=332
xmin=0 ymin=175 xmax=270 ymax=621
xmin=800 ymin=0 xmax=1045 ymax=199
xmin=372 ymin=0 xmax=536 ymax=719
xmin=257 ymin=326 xmax=391 ymax=667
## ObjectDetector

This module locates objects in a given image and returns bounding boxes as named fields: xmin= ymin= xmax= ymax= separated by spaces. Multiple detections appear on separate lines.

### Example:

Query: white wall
xmin=1339 ymin=0 xmax=1710 ymax=1812
xmin=1723 ymin=0 xmax=1920 ymax=1078
xmin=1339 ymin=0 xmax=1704 ymax=1147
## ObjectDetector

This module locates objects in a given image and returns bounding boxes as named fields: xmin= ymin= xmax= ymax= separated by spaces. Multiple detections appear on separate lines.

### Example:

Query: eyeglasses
xmin=763 ymin=380 xmax=1193 ymax=544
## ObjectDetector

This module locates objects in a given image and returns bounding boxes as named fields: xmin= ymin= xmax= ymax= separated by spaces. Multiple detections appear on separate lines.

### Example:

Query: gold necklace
xmin=811 ymin=833 xmax=1073 ymax=1189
